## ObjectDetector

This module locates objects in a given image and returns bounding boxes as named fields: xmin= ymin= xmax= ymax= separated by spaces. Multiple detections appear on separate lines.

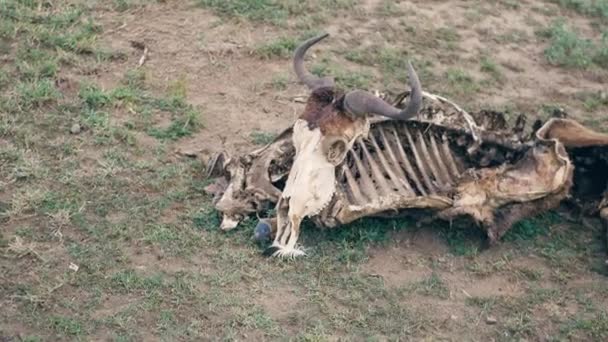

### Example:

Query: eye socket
xmin=324 ymin=138 xmax=348 ymax=165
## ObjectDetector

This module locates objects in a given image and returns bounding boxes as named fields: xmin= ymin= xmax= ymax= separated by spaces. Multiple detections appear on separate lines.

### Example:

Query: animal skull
xmin=204 ymin=34 xmax=608 ymax=259
xmin=266 ymin=34 xmax=430 ymax=257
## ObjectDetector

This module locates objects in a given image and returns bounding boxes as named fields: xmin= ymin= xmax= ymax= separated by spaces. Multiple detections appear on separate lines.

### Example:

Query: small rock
xmin=70 ymin=123 xmax=81 ymax=134
xmin=68 ymin=263 xmax=79 ymax=272
xmin=253 ymin=218 xmax=272 ymax=243
xmin=486 ymin=316 xmax=497 ymax=325
xmin=450 ymin=314 xmax=458 ymax=321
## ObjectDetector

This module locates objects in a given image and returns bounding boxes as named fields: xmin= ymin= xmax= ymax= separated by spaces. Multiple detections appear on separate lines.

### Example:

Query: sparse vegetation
xmin=441 ymin=225 xmax=484 ymax=256
xmin=375 ymin=0 xmax=406 ymax=17
xmin=269 ymin=73 xmax=289 ymax=90
xmin=344 ymin=45 xmax=435 ymax=87
xmin=196 ymin=0 xmax=290 ymax=24
xmin=1 ymin=0 xmax=607 ymax=341
xmin=540 ymin=19 xmax=608 ymax=69
xmin=197 ymin=0 xmax=359 ymax=25
xmin=408 ymin=273 xmax=450 ymax=299
xmin=250 ymin=131 xmax=276 ymax=145
xmin=255 ymin=36 xmax=297 ymax=59
xmin=480 ymin=56 xmax=504 ymax=82
xmin=550 ymin=0 xmax=608 ymax=19
xmin=312 ymin=59 xmax=373 ymax=89
xmin=577 ymin=91 xmax=608 ymax=110
xmin=445 ymin=68 xmax=480 ymax=96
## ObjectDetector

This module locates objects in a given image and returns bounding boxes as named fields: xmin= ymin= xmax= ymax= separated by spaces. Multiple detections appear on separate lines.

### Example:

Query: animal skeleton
xmin=205 ymin=34 xmax=608 ymax=258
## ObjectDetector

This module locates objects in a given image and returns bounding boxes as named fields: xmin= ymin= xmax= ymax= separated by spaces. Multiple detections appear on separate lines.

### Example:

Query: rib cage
xmin=337 ymin=121 xmax=466 ymax=207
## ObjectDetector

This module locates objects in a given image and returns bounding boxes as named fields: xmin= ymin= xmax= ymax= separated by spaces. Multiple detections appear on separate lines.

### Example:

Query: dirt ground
xmin=97 ymin=0 xmax=608 ymax=157
xmin=1 ymin=0 xmax=608 ymax=341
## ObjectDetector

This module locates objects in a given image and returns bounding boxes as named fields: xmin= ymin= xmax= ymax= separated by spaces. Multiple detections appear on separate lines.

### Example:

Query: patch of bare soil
xmin=94 ymin=0 xmax=608 ymax=163
xmin=129 ymin=244 xmax=212 ymax=275
xmin=0 ymin=322 xmax=29 ymax=342
xmin=457 ymin=274 xmax=524 ymax=298
xmin=362 ymin=229 xmax=449 ymax=287
xmin=256 ymin=286 xmax=301 ymax=321
xmin=91 ymin=294 xmax=136 ymax=320
xmin=94 ymin=2 xmax=305 ymax=160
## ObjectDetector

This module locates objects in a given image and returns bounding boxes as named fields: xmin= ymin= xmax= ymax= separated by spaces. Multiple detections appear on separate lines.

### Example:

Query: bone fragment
xmin=403 ymin=126 xmax=436 ymax=193
xmin=349 ymin=148 xmax=378 ymax=199
xmin=390 ymin=125 xmax=427 ymax=196
xmin=429 ymin=134 xmax=452 ymax=185
xmin=378 ymin=127 xmax=415 ymax=195
xmin=357 ymin=140 xmax=391 ymax=196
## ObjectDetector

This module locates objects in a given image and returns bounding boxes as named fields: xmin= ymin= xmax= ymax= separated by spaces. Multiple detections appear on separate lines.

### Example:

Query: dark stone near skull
xmin=253 ymin=219 xmax=272 ymax=243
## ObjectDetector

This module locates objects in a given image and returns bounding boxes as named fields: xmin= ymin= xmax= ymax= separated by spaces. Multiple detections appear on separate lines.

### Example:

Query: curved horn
xmin=343 ymin=61 xmax=423 ymax=120
xmin=293 ymin=33 xmax=334 ymax=90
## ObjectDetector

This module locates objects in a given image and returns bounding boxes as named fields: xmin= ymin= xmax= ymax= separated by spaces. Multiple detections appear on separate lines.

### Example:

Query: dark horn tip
xmin=303 ymin=32 xmax=330 ymax=47
xmin=406 ymin=61 xmax=421 ymax=87
xmin=296 ymin=32 xmax=330 ymax=50
xmin=293 ymin=32 xmax=334 ymax=90
xmin=406 ymin=61 xmax=422 ymax=98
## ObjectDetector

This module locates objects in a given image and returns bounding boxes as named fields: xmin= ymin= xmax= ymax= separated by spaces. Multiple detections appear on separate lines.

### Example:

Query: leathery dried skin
xmin=207 ymin=87 xmax=608 ymax=255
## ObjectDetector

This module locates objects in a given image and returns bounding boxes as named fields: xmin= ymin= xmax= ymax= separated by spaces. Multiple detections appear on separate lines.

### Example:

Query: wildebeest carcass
xmin=204 ymin=34 xmax=608 ymax=258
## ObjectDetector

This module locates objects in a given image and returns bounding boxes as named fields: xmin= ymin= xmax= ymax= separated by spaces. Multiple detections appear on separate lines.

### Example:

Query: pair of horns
xmin=293 ymin=33 xmax=423 ymax=121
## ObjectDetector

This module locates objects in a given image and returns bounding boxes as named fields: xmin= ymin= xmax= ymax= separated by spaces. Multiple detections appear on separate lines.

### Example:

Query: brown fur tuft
xmin=299 ymin=87 xmax=362 ymax=137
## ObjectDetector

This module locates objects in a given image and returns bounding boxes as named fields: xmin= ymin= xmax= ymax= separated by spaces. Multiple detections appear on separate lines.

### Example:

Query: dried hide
xmin=300 ymin=100 xmax=574 ymax=246
xmin=204 ymin=91 xmax=608 ymax=254
xmin=205 ymin=127 xmax=294 ymax=230
xmin=205 ymin=33 xmax=608 ymax=257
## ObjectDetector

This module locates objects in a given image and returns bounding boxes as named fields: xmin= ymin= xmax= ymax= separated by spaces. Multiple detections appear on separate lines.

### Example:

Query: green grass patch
xmin=445 ymin=68 xmax=480 ymax=95
xmin=480 ymin=56 xmax=504 ymax=82
xmin=0 ymin=1 xmax=102 ymax=122
xmin=197 ymin=0 xmax=358 ymax=25
xmin=268 ymin=73 xmax=289 ymax=90
xmin=298 ymin=217 xmax=410 ymax=264
xmin=146 ymin=103 xmax=201 ymax=140
xmin=80 ymin=84 xmax=112 ymax=110
xmin=192 ymin=206 xmax=222 ymax=231
xmin=441 ymin=226 xmax=483 ymax=256
xmin=111 ymin=0 xmax=151 ymax=12
xmin=576 ymin=91 xmax=608 ymax=110
xmin=76 ymin=73 xmax=202 ymax=141
xmin=375 ymin=0 xmax=406 ymax=16
xmin=16 ymin=79 xmax=61 ymax=110
xmin=550 ymin=0 xmax=608 ymax=19
xmin=250 ymin=131 xmax=276 ymax=145
xmin=408 ymin=273 xmax=450 ymax=299
xmin=504 ymin=212 xmax=560 ymax=242
xmin=560 ymin=311 xmax=608 ymax=340
xmin=109 ymin=270 xmax=165 ymax=293
xmin=50 ymin=316 xmax=85 ymax=336
xmin=539 ymin=19 xmax=608 ymax=69
xmin=255 ymin=36 xmax=297 ymax=59
xmin=196 ymin=0 xmax=289 ymax=24
xmin=20 ymin=337 xmax=42 ymax=342
xmin=312 ymin=59 xmax=373 ymax=89
xmin=344 ymin=46 xmax=435 ymax=86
